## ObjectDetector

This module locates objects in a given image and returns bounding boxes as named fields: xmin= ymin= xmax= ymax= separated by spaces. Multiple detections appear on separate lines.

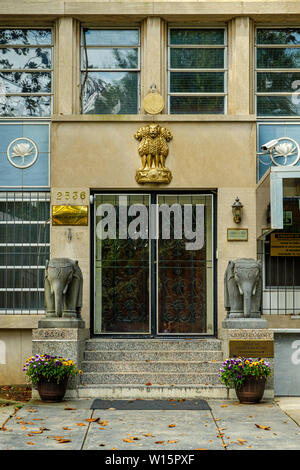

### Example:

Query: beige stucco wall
xmin=0 ymin=330 xmax=32 ymax=385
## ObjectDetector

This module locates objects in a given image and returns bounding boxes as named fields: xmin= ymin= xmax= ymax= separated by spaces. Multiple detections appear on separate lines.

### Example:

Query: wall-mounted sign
xmin=52 ymin=205 xmax=88 ymax=226
xmin=271 ymin=232 xmax=300 ymax=256
xmin=229 ymin=339 xmax=274 ymax=358
xmin=227 ymin=228 xmax=248 ymax=241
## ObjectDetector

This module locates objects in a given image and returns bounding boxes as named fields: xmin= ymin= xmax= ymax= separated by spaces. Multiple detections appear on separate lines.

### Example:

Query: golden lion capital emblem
xmin=134 ymin=124 xmax=173 ymax=184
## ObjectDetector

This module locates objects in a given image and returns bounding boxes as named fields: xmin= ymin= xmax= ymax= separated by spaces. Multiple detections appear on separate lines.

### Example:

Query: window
xmin=0 ymin=192 xmax=50 ymax=314
xmin=80 ymin=28 xmax=140 ymax=114
xmin=256 ymin=28 xmax=300 ymax=116
xmin=0 ymin=28 xmax=53 ymax=117
xmin=168 ymin=27 xmax=227 ymax=114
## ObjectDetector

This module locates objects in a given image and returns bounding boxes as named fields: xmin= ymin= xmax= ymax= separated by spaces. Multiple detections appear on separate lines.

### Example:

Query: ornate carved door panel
xmin=93 ymin=193 xmax=214 ymax=335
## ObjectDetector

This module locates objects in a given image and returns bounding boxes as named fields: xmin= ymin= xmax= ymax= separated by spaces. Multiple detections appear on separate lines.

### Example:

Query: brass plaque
xmin=52 ymin=205 xmax=88 ymax=226
xmin=229 ymin=339 xmax=274 ymax=358
xmin=271 ymin=232 xmax=300 ymax=257
xmin=227 ymin=228 xmax=248 ymax=241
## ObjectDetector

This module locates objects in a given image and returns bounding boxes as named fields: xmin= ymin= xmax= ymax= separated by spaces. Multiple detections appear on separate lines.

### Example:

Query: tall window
xmin=256 ymin=28 xmax=300 ymax=116
xmin=0 ymin=28 xmax=53 ymax=117
xmin=0 ymin=192 xmax=50 ymax=314
xmin=80 ymin=28 xmax=140 ymax=114
xmin=168 ymin=27 xmax=227 ymax=114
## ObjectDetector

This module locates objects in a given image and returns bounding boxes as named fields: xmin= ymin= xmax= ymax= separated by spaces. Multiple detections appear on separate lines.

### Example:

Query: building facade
xmin=1 ymin=0 xmax=300 ymax=397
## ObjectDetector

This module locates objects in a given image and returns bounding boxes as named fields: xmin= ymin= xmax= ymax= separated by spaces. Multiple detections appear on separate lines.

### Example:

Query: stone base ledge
xmin=32 ymin=327 xmax=90 ymax=341
xmin=222 ymin=318 xmax=269 ymax=329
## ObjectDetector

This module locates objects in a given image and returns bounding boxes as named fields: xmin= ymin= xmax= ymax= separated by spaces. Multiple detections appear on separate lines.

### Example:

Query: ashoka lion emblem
xmin=134 ymin=124 xmax=173 ymax=184
xmin=7 ymin=137 xmax=38 ymax=169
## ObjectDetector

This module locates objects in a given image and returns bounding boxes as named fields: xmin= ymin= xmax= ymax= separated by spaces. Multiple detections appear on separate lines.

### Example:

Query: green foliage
xmin=219 ymin=357 xmax=272 ymax=389
xmin=23 ymin=354 xmax=82 ymax=385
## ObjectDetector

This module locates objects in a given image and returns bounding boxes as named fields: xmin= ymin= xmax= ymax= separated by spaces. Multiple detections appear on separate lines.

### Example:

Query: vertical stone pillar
xmin=54 ymin=17 xmax=80 ymax=115
xmin=228 ymin=17 xmax=253 ymax=115
xmin=142 ymin=17 xmax=166 ymax=110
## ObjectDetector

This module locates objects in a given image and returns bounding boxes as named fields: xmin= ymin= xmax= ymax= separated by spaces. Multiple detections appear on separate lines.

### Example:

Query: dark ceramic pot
xmin=37 ymin=376 xmax=69 ymax=402
xmin=235 ymin=376 xmax=266 ymax=404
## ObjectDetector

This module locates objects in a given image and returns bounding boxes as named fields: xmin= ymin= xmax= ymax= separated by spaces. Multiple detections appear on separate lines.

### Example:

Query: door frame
xmin=90 ymin=189 xmax=218 ymax=338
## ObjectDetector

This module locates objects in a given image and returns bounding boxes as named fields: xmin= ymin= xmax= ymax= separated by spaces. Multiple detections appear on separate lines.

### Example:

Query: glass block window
xmin=0 ymin=29 xmax=53 ymax=117
xmin=81 ymin=28 xmax=140 ymax=114
xmin=168 ymin=28 xmax=227 ymax=114
xmin=256 ymin=28 xmax=300 ymax=116
xmin=0 ymin=192 xmax=50 ymax=314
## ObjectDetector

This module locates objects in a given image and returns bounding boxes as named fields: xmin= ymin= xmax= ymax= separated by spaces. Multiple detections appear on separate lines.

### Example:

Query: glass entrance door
xmin=93 ymin=193 xmax=214 ymax=335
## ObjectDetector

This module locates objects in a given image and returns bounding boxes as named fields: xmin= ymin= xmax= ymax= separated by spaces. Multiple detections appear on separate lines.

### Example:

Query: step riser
xmin=80 ymin=373 xmax=220 ymax=385
xmin=85 ymin=339 xmax=222 ymax=352
xmin=84 ymin=351 xmax=223 ymax=361
xmin=81 ymin=361 xmax=221 ymax=373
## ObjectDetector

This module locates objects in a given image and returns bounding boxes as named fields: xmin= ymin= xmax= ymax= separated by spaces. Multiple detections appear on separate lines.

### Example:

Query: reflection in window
xmin=0 ymin=29 xmax=52 ymax=117
xmin=256 ymin=28 xmax=300 ymax=116
xmin=168 ymin=28 xmax=227 ymax=114
xmin=80 ymin=29 xmax=140 ymax=114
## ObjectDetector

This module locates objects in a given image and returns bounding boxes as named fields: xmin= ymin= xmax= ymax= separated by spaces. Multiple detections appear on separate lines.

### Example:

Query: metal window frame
xmin=167 ymin=26 xmax=228 ymax=114
xmin=255 ymin=26 xmax=300 ymax=118
xmin=0 ymin=26 xmax=54 ymax=118
xmin=0 ymin=190 xmax=50 ymax=314
xmin=80 ymin=27 xmax=141 ymax=114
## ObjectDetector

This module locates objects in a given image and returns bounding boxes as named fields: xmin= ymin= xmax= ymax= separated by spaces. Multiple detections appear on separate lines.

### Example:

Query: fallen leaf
xmin=57 ymin=439 xmax=72 ymax=444
xmin=195 ymin=448 xmax=208 ymax=450
xmin=62 ymin=427 xmax=71 ymax=430
xmin=255 ymin=424 xmax=271 ymax=430
xmin=143 ymin=433 xmax=153 ymax=437
xmin=168 ymin=424 xmax=176 ymax=428
xmin=85 ymin=418 xmax=100 ymax=423
xmin=167 ymin=440 xmax=178 ymax=444
xmin=64 ymin=407 xmax=76 ymax=410
xmin=27 ymin=442 xmax=35 ymax=445
xmin=123 ymin=438 xmax=134 ymax=443
xmin=21 ymin=425 xmax=28 ymax=430
xmin=222 ymin=443 xmax=228 ymax=448
xmin=221 ymin=404 xmax=228 ymax=408
xmin=33 ymin=418 xmax=43 ymax=421
xmin=100 ymin=420 xmax=108 ymax=426
xmin=237 ymin=438 xmax=247 ymax=445
xmin=76 ymin=423 xmax=86 ymax=426
xmin=155 ymin=441 xmax=165 ymax=444
xmin=31 ymin=430 xmax=43 ymax=434
xmin=27 ymin=409 xmax=37 ymax=413
xmin=108 ymin=408 xmax=115 ymax=411
xmin=145 ymin=382 xmax=152 ymax=386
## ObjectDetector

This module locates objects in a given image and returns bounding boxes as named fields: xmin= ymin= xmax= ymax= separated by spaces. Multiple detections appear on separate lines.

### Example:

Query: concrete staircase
xmin=78 ymin=338 xmax=228 ymax=399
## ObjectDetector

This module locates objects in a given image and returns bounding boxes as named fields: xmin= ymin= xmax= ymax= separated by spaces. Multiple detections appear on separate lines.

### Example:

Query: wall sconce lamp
xmin=232 ymin=197 xmax=243 ymax=224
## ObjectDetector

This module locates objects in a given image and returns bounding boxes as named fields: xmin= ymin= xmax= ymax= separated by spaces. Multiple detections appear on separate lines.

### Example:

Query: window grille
xmin=80 ymin=28 xmax=140 ymax=114
xmin=0 ymin=192 xmax=50 ymax=314
xmin=0 ymin=28 xmax=53 ymax=117
xmin=167 ymin=27 xmax=227 ymax=114
xmin=255 ymin=28 xmax=300 ymax=117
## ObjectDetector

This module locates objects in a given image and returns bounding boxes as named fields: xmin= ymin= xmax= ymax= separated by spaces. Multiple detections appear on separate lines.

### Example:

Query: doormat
xmin=90 ymin=399 xmax=211 ymax=410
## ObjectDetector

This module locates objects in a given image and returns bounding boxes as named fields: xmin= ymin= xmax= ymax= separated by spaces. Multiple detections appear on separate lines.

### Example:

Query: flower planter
xmin=235 ymin=375 xmax=266 ymax=404
xmin=37 ymin=376 xmax=69 ymax=402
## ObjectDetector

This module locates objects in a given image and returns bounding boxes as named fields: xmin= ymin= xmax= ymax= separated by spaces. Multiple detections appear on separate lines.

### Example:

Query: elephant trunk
xmin=241 ymin=282 xmax=254 ymax=318
xmin=51 ymin=281 xmax=65 ymax=317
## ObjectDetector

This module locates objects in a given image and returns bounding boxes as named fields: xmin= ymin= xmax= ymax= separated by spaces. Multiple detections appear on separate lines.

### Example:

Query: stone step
xmin=81 ymin=360 xmax=222 ymax=373
xmin=80 ymin=372 xmax=221 ymax=385
xmin=84 ymin=338 xmax=222 ymax=352
xmin=78 ymin=384 xmax=229 ymax=400
xmin=84 ymin=350 xmax=223 ymax=362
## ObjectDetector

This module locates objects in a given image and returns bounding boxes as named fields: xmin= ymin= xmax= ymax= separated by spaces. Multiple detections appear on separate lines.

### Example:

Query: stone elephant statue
xmin=224 ymin=258 xmax=262 ymax=319
xmin=44 ymin=258 xmax=83 ymax=319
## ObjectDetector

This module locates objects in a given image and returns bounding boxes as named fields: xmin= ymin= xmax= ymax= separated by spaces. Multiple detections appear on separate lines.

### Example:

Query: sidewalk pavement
xmin=0 ymin=397 xmax=300 ymax=451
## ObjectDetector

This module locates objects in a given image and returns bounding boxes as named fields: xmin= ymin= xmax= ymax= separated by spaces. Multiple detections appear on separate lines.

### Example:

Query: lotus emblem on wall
xmin=271 ymin=137 xmax=300 ymax=167
xmin=7 ymin=137 xmax=38 ymax=169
